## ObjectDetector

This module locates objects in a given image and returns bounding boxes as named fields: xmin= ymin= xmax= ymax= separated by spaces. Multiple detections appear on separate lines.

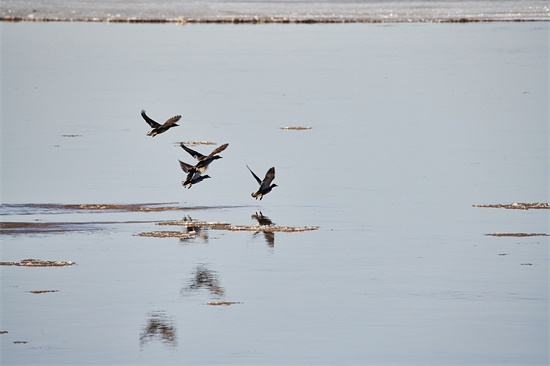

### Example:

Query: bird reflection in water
xmin=182 ymin=263 xmax=224 ymax=297
xmin=251 ymin=211 xmax=275 ymax=247
xmin=139 ymin=311 xmax=177 ymax=348
xmin=178 ymin=216 xmax=209 ymax=244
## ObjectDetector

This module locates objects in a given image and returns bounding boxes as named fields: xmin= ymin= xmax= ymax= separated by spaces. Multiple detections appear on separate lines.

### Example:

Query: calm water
xmin=1 ymin=22 xmax=548 ymax=364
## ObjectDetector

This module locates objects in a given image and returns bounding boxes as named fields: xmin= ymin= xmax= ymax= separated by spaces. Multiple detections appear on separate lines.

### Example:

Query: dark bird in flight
xmin=141 ymin=110 xmax=181 ymax=137
xmin=179 ymin=160 xmax=211 ymax=189
xmin=247 ymin=165 xmax=277 ymax=200
xmin=180 ymin=143 xmax=229 ymax=174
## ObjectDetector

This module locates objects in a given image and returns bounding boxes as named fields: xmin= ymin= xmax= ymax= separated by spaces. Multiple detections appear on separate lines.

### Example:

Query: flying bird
xmin=141 ymin=110 xmax=181 ymax=137
xmin=180 ymin=143 xmax=229 ymax=176
xmin=247 ymin=165 xmax=278 ymax=200
xmin=179 ymin=160 xmax=210 ymax=189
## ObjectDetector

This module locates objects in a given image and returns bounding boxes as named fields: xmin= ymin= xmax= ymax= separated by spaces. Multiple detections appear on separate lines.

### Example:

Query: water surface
xmin=1 ymin=22 xmax=548 ymax=365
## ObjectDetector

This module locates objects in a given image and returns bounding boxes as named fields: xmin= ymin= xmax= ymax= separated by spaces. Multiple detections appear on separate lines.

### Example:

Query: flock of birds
xmin=141 ymin=110 xmax=278 ymax=200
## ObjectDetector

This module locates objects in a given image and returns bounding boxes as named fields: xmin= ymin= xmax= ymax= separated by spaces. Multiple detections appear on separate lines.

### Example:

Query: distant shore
xmin=2 ymin=0 xmax=549 ymax=23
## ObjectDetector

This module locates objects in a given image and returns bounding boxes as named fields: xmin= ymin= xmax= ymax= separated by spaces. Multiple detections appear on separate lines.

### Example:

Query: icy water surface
xmin=1 ymin=0 xmax=549 ymax=22
xmin=1 ymin=22 xmax=548 ymax=364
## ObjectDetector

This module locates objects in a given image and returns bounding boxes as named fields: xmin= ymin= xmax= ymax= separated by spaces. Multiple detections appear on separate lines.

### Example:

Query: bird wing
xmin=247 ymin=165 xmax=262 ymax=185
xmin=195 ymin=143 xmax=228 ymax=172
xmin=141 ymin=110 xmax=161 ymax=128
xmin=207 ymin=143 xmax=229 ymax=158
xmin=161 ymin=115 xmax=181 ymax=128
xmin=186 ymin=171 xmax=200 ymax=183
xmin=260 ymin=167 xmax=276 ymax=189
xmin=196 ymin=156 xmax=215 ymax=172
xmin=178 ymin=160 xmax=195 ymax=173
xmin=191 ymin=172 xmax=206 ymax=182
xmin=180 ymin=143 xmax=204 ymax=160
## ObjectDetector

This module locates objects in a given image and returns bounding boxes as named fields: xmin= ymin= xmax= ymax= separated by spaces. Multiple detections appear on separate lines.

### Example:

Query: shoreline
xmin=1 ymin=16 xmax=547 ymax=24
xmin=2 ymin=0 xmax=548 ymax=24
